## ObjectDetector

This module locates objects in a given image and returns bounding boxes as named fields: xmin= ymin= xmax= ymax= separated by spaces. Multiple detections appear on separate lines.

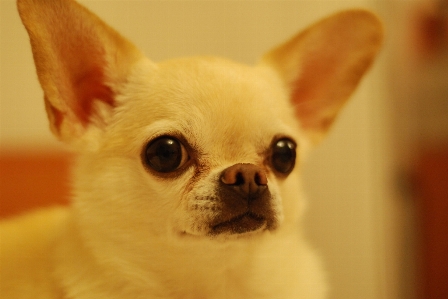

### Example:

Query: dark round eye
xmin=271 ymin=138 xmax=296 ymax=174
xmin=144 ymin=136 xmax=188 ymax=173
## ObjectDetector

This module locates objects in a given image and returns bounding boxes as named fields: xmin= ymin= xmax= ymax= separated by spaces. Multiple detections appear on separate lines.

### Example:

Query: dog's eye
xmin=144 ymin=136 xmax=189 ymax=173
xmin=271 ymin=138 xmax=296 ymax=174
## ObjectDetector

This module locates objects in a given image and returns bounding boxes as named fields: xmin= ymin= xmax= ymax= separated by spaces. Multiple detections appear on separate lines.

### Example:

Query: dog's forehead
xmin=154 ymin=57 xmax=285 ymax=110
xmin=112 ymin=57 xmax=300 ymax=153
xmin=159 ymin=58 xmax=292 ymax=122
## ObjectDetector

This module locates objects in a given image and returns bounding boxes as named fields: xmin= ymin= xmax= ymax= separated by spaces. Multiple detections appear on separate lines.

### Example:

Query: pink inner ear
xmin=291 ymin=56 xmax=336 ymax=131
xmin=49 ymin=22 xmax=116 ymax=132
xmin=49 ymin=68 xmax=114 ymax=134
xmin=73 ymin=66 xmax=114 ymax=126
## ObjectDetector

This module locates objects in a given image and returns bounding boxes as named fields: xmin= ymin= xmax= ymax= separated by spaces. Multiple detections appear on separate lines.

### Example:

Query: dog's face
xmin=73 ymin=57 xmax=307 ymax=242
xmin=18 ymin=0 xmax=383 ymax=250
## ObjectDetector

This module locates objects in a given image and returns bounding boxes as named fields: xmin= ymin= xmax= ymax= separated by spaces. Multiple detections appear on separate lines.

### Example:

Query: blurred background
xmin=1 ymin=0 xmax=447 ymax=298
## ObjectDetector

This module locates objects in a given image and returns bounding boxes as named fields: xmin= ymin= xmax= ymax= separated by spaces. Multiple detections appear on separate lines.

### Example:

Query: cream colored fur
xmin=1 ymin=0 xmax=383 ymax=298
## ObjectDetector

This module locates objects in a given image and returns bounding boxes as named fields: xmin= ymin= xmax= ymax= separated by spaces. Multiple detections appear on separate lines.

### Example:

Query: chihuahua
xmin=0 ymin=0 xmax=383 ymax=298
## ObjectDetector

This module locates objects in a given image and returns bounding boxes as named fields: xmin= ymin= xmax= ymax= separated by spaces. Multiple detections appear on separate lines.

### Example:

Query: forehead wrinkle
xmin=184 ymin=83 xmax=287 ymax=165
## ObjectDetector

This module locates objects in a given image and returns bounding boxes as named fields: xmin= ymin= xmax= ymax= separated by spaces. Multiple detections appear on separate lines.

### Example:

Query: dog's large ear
xmin=262 ymin=10 xmax=383 ymax=144
xmin=17 ymin=0 xmax=144 ymax=147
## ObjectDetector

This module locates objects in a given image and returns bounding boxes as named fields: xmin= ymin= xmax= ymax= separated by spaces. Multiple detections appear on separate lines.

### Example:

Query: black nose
xmin=220 ymin=163 xmax=268 ymax=196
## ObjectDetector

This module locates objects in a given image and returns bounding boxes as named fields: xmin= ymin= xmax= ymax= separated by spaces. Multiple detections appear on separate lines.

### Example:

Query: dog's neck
xmin=54 ymin=213 xmax=298 ymax=299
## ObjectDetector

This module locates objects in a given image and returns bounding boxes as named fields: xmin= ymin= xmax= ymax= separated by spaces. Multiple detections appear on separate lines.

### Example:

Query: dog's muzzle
xmin=210 ymin=163 xmax=276 ymax=235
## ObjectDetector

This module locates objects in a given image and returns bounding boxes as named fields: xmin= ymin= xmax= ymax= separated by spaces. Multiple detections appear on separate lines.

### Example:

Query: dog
xmin=0 ymin=0 xmax=383 ymax=298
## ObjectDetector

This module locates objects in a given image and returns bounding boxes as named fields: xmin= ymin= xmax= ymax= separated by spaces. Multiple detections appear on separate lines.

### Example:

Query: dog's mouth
xmin=210 ymin=212 xmax=267 ymax=235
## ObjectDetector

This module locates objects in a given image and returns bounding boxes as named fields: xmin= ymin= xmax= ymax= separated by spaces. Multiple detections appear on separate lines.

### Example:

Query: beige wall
xmin=1 ymin=1 xmax=400 ymax=298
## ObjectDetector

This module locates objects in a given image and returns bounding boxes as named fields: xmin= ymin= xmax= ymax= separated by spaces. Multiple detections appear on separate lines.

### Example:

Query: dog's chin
xmin=178 ymin=214 xmax=276 ymax=241
xmin=210 ymin=212 xmax=267 ymax=236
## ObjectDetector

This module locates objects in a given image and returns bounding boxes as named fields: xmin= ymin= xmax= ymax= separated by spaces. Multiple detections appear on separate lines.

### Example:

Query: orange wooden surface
xmin=0 ymin=151 xmax=72 ymax=219
xmin=415 ymin=148 xmax=448 ymax=299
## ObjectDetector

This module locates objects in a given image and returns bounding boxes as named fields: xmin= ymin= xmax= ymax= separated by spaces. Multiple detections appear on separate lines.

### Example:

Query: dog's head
xmin=18 ymin=0 xmax=383 ymax=244
xmin=122 ymin=57 xmax=306 ymax=238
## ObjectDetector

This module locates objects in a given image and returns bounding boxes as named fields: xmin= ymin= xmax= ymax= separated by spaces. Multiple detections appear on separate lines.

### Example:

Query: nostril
xmin=254 ymin=172 xmax=267 ymax=186
xmin=234 ymin=172 xmax=245 ymax=186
